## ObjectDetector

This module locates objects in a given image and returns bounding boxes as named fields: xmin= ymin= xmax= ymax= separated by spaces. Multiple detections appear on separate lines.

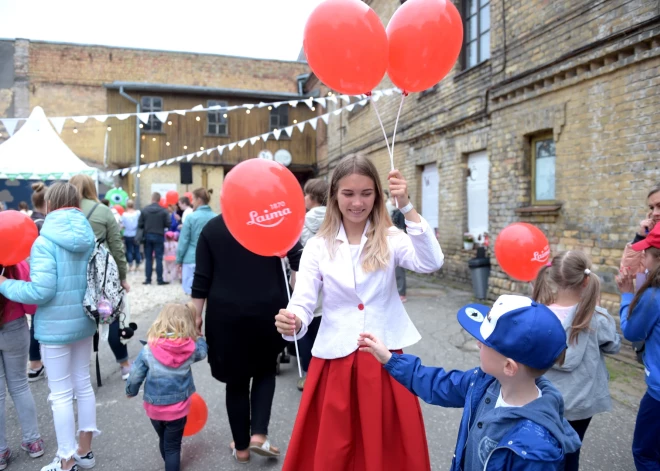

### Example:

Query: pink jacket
xmin=2 ymin=261 xmax=37 ymax=323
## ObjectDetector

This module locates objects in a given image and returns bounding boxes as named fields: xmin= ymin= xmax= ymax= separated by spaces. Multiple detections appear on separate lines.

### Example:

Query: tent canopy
xmin=0 ymin=107 xmax=97 ymax=180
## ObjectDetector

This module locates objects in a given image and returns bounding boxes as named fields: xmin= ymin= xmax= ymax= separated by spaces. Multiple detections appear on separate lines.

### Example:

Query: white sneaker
xmin=40 ymin=457 xmax=80 ymax=471
xmin=74 ymin=451 xmax=95 ymax=469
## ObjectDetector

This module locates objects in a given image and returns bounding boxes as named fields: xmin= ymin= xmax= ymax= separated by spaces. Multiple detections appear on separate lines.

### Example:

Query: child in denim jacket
xmin=126 ymin=302 xmax=207 ymax=471
xmin=359 ymin=295 xmax=581 ymax=471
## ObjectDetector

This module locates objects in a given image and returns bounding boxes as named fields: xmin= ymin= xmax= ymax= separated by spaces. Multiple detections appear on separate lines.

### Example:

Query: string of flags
xmin=0 ymin=88 xmax=400 ymax=137
xmin=102 ymin=92 xmax=393 ymax=180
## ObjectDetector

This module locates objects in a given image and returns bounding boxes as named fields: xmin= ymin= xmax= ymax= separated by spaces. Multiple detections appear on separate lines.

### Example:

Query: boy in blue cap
xmin=358 ymin=294 xmax=581 ymax=470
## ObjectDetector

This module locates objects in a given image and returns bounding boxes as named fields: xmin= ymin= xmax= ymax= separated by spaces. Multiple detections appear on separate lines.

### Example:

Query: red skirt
xmin=282 ymin=350 xmax=431 ymax=471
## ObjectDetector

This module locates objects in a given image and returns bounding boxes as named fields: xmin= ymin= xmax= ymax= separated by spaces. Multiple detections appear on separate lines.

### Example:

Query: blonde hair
xmin=317 ymin=154 xmax=394 ymax=272
xmin=147 ymin=302 xmax=198 ymax=343
xmin=532 ymin=251 xmax=601 ymax=345
xmin=69 ymin=174 xmax=99 ymax=202
xmin=45 ymin=182 xmax=80 ymax=211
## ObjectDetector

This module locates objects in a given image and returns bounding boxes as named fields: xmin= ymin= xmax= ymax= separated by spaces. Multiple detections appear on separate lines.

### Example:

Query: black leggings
xmin=225 ymin=373 xmax=276 ymax=451
xmin=565 ymin=417 xmax=592 ymax=471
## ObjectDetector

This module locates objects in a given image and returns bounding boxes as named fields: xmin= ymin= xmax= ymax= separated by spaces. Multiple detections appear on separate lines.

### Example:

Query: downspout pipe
xmin=119 ymin=87 xmax=141 ymax=208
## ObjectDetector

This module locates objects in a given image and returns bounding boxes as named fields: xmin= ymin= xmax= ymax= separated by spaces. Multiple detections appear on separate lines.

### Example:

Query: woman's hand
xmin=358 ymin=333 xmax=392 ymax=365
xmin=121 ymin=280 xmax=130 ymax=293
xmin=0 ymin=275 xmax=6 ymax=286
xmin=638 ymin=211 xmax=655 ymax=236
xmin=616 ymin=267 xmax=635 ymax=294
xmin=388 ymin=170 xmax=410 ymax=208
xmin=275 ymin=309 xmax=301 ymax=336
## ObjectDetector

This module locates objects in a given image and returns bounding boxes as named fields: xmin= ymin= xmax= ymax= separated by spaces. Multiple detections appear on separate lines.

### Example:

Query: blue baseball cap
xmin=457 ymin=295 xmax=567 ymax=370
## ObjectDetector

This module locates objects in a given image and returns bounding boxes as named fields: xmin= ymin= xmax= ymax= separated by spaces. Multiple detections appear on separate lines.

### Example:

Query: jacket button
xmin=485 ymin=398 xmax=491 ymax=404
xmin=477 ymin=422 xmax=483 ymax=429
xmin=358 ymin=304 xmax=364 ymax=310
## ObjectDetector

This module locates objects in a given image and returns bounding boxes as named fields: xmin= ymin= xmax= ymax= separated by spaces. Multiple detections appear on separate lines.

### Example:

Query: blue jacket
xmin=620 ymin=290 xmax=660 ymax=401
xmin=176 ymin=205 xmax=216 ymax=265
xmin=0 ymin=208 xmax=96 ymax=345
xmin=385 ymin=353 xmax=581 ymax=471
xmin=126 ymin=337 xmax=207 ymax=405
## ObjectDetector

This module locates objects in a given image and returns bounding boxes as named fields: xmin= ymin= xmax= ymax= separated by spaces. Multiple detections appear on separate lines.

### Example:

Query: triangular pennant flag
xmin=174 ymin=110 xmax=187 ymax=116
xmin=314 ymin=98 xmax=327 ymax=108
xmin=288 ymin=101 xmax=298 ymax=108
xmin=346 ymin=104 xmax=355 ymax=112
xmin=61 ymin=172 xmax=72 ymax=180
xmin=296 ymin=122 xmax=306 ymax=133
xmin=195 ymin=151 xmax=203 ymax=158
xmin=309 ymin=118 xmax=318 ymax=130
xmin=157 ymin=160 xmax=166 ymax=167
xmin=261 ymin=133 xmax=269 ymax=142
xmin=284 ymin=126 xmax=294 ymax=137
xmin=208 ymin=104 xmax=222 ymax=110
xmin=340 ymin=96 xmax=351 ymax=104
xmin=304 ymin=99 xmax=315 ymax=110
xmin=155 ymin=112 xmax=169 ymax=123
xmin=238 ymin=140 xmax=248 ymax=148
xmin=104 ymin=172 xmax=112 ymax=179
xmin=226 ymin=106 xmax=239 ymax=112
xmin=166 ymin=158 xmax=176 ymax=165
xmin=327 ymin=96 xmax=338 ymax=104
xmin=228 ymin=143 xmax=236 ymax=151
xmin=383 ymin=89 xmax=394 ymax=96
xmin=272 ymin=102 xmax=282 ymax=109
xmin=147 ymin=163 xmax=157 ymax=169
xmin=333 ymin=109 xmax=343 ymax=116
xmin=51 ymin=172 xmax=64 ymax=180
xmin=257 ymin=102 xmax=267 ymax=108
xmin=372 ymin=92 xmax=382 ymax=102
xmin=112 ymin=170 xmax=122 ymax=176
xmin=49 ymin=117 xmax=66 ymax=134
xmin=358 ymin=99 xmax=368 ymax=107
xmin=217 ymin=145 xmax=225 ymax=155
xmin=250 ymin=136 xmax=259 ymax=145
xmin=176 ymin=156 xmax=185 ymax=162
xmin=38 ymin=174 xmax=49 ymax=181
xmin=116 ymin=113 xmax=130 ymax=120
xmin=138 ymin=164 xmax=147 ymax=172
xmin=245 ymin=104 xmax=254 ymax=110
xmin=321 ymin=114 xmax=330 ymax=125
xmin=273 ymin=129 xmax=281 ymax=140
xmin=137 ymin=113 xmax=150 ymax=124
xmin=72 ymin=116 xmax=88 ymax=124
xmin=189 ymin=154 xmax=197 ymax=161
xmin=121 ymin=168 xmax=130 ymax=176
xmin=21 ymin=172 xmax=34 ymax=179
xmin=206 ymin=149 xmax=213 ymax=156
xmin=1 ymin=119 xmax=18 ymax=137
xmin=93 ymin=115 xmax=108 ymax=123
xmin=192 ymin=105 xmax=204 ymax=111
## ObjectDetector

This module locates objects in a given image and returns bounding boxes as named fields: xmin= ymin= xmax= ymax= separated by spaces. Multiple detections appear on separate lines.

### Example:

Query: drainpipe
xmin=119 ymin=87 xmax=141 ymax=208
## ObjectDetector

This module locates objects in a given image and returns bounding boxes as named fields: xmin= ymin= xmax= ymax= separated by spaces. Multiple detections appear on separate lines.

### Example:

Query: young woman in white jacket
xmin=275 ymin=154 xmax=443 ymax=471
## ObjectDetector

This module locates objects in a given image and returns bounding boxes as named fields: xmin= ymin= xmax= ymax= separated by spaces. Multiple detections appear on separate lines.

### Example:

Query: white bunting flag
xmin=166 ymin=158 xmax=176 ymax=165
xmin=147 ymin=163 xmax=157 ymax=169
xmin=328 ymin=96 xmax=338 ymax=104
xmin=208 ymin=104 xmax=222 ymax=110
xmin=176 ymin=156 xmax=185 ymax=162
xmin=112 ymin=169 xmax=122 ymax=177
xmin=94 ymin=115 xmax=108 ymax=123
xmin=137 ymin=113 xmax=151 ymax=124
xmin=195 ymin=151 xmax=203 ymax=158
xmin=188 ymin=154 xmax=197 ymax=161
xmin=288 ymin=101 xmax=298 ymax=108
xmin=340 ymin=96 xmax=351 ymax=104
xmin=250 ymin=136 xmax=259 ymax=145
xmin=383 ymin=89 xmax=394 ymax=96
xmin=129 ymin=167 xmax=138 ymax=174
xmin=358 ymin=99 xmax=368 ymax=107
xmin=272 ymin=102 xmax=282 ymax=109
xmin=155 ymin=112 xmax=169 ymax=123
xmin=72 ymin=116 xmax=88 ymax=124
xmin=333 ymin=109 xmax=343 ymax=116
xmin=245 ymin=104 xmax=254 ymax=110
xmin=284 ymin=126 xmax=294 ymax=137
xmin=372 ymin=93 xmax=382 ymax=102
xmin=121 ymin=168 xmax=131 ymax=176
xmin=314 ymin=98 xmax=327 ymax=108
xmin=273 ymin=129 xmax=282 ymax=140
xmin=174 ymin=110 xmax=187 ymax=116
xmin=257 ymin=102 xmax=267 ymax=108
xmin=346 ymin=104 xmax=355 ymax=112
xmin=191 ymin=105 xmax=204 ymax=111
xmin=116 ymin=114 xmax=130 ymax=121
xmin=309 ymin=118 xmax=318 ymax=130
xmin=305 ymin=98 xmax=315 ymax=110
xmin=296 ymin=122 xmax=306 ymax=133
xmin=49 ymin=117 xmax=66 ymax=134
xmin=1 ymin=119 xmax=18 ymax=137
xmin=321 ymin=114 xmax=330 ymax=125
xmin=238 ymin=140 xmax=248 ymax=148
xmin=261 ymin=133 xmax=269 ymax=142
xmin=206 ymin=149 xmax=213 ymax=156
xmin=228 ymin=143 xmax=237 ymax=151
xmin=217 ymin=145 xmax=225 ymax=155
xmin=157 ymin=160 xmax=166 ymax=167
xmin=139 ymin=165 xmax=147 ymax=172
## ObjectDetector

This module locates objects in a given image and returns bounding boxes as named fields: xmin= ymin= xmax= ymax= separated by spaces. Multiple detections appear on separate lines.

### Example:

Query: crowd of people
xmin=0 ymin=158 xmax=657 ymax=471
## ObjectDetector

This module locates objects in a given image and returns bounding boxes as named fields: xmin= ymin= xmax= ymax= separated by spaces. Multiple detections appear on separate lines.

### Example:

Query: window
xmin=463 ymin=0 xmax=490 ymax=69
xmin=207 ymin=100 xmax=228 ymax=136
xmin=141 ymin=96 xmax=163 ymax=132
xmin=270 ymin=106 xmax=288 ymax=132
xmin=532 ymin=135 xmax=556 ymax=203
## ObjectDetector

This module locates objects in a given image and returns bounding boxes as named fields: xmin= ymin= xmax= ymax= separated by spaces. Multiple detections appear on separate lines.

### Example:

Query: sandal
xmin=229 ymin=442 xmax=250 ymax=464
xmin=249 ymin=439 xmax=280 ymax=458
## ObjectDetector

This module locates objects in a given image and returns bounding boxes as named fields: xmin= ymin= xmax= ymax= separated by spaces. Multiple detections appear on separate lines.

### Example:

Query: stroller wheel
xmin=275 ymin=357 xmax=281 ymax=376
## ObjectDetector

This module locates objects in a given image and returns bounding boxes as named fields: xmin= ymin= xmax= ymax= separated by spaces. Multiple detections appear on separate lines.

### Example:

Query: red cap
xmin=632 ymin=223 xmax=660 ymax=251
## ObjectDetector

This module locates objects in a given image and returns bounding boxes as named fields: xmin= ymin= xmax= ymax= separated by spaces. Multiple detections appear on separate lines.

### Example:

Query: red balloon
xmin=221 ymin=159 xmax=305 ymax=257
xmin=0 ymin=211 xmax=38 ymax=266
xmin=184 ymin=192 xmax=193 ymax=202
xmin=183 ymin=393 xmax=208 ymax=437
xmin=113 ymin=205 xmax=124 ymax=216
xmin=303 ymin=0 xmax=388 ymax=95
xmin=495 ymin=223 xmax=550 ymax=282
xmin=387 ymin=0 xmax=463 ymax=93
xmin=159 ymin=197 xmax=168 ymax=208
xmin=166 ymin=190 xmax=179 ymax=206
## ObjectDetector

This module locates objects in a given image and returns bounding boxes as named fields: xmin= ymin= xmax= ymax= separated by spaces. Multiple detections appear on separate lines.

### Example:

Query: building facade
xmin=318 ymin=0 xmax=660 ymax=311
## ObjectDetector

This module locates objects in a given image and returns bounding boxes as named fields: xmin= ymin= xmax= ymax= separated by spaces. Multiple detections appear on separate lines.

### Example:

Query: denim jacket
xmin=126 ymin=337 xmax=207 ymax=405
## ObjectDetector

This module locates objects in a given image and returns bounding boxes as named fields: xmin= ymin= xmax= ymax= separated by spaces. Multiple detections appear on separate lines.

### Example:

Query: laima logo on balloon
xmin=530 ymin=245 xmax=551 ymax=263
xmin=246 ymin=201 xmax=292 ymax=228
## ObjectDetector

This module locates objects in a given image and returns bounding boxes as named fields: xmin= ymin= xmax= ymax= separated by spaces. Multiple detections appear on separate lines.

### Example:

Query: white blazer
xmin=284 ymin=217 xmax=444 ymax=359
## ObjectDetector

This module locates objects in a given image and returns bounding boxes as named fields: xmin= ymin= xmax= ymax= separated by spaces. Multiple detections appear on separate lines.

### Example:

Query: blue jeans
xmin=633 ymin=392 xmax=660 ymax=470
xmin=150 ymin=417 xmax=186 ymax=471
xmin=124 ymin=236 xmax=141 ymax=266
xmin=144 ymin=233 xmax=165 ymax=284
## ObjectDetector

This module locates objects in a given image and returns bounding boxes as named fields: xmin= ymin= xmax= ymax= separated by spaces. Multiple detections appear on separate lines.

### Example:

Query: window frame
xmin=206 ymin=100 xmax=229 ymax=137
xmin=531 ymin=133 xmax=558 ymax=206
xmin=462 ymin=0 xmax=491 ymax=70
xmin=269 ymin=106 xmax=290 ymax=140
xmin=140 ymin=96 xmax=163 ymax=133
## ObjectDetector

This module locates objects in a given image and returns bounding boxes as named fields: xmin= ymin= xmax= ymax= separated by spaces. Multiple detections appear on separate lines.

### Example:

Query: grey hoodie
xmin=301 ymin=206 xmax=326 ymax=247
xmin=545 ymin=305 xmax=621 ymax=421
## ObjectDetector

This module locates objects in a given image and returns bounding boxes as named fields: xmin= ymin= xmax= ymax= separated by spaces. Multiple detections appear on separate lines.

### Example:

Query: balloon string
xmin=390 ymin=93 xmax=406 ymax=168
xmin=0 ymin=267 xmax=4 ymax=277
xmin=281 ymin=258 xmax=303 ymax=378
xmin=370 ymin=98 xmax=393 ymax=168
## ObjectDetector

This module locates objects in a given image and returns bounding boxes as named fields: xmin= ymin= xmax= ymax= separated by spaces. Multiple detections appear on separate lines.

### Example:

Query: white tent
xmin=0 ymin=106 xmax=97 ymax=181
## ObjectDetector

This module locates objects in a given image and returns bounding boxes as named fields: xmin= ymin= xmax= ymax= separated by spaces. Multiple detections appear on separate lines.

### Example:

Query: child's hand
xmin=358 ymin=333 xmax=392 ymax=365
xmin=616 ymin=267 xmax=635 ymax=294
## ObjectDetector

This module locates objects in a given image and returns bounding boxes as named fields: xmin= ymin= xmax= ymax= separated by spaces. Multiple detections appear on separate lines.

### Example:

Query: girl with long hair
xmin=275 ymin=154 xmax=444 ymax=470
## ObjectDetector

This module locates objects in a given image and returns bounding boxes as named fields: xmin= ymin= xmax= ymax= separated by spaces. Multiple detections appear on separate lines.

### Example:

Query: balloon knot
xmin=365 ymin=91 xmax=372 ymax=97
xmin=402 ymin=91 xmax=409 ymax=97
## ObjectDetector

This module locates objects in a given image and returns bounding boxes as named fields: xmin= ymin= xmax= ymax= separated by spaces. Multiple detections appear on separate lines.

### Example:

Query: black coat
xmin=191 ymin=215 xmax=302 ymax=383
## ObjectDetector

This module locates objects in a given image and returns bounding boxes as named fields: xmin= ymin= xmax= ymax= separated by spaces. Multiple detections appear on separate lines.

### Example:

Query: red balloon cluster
xmin=303 ymin=0 xmax=463 ymax=94
xmin=495 ymin=223 xmax=551 ymax=282
xmin=221 ymin=159 xmax=306 ymax=258
xmin=0 ymin=211 xmax=38 ymax=266
xmin=166 ymin=190 xmax=179 ymax=206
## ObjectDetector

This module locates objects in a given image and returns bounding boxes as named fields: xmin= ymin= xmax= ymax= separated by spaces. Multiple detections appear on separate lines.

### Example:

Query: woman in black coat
xmin=191 ymin=214 xmax=302 ymax=464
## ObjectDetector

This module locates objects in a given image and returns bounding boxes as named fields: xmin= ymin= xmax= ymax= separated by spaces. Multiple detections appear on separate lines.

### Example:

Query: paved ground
xmin=5 ymin=271 xmax=639 ymax=470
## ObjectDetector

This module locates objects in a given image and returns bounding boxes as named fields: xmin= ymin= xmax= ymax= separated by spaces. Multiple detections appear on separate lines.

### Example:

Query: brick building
xmin=317 ymin=0 xmax=660 ymax=310
xmin=0 ymin=40 xmax=314 ymax=211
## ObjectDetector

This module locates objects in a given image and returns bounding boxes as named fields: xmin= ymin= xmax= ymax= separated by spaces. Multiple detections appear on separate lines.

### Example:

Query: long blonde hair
xmin=532 ymin=251 xmax=601 ymax=345
xmin=147 ymin=302 xmax=198 ymax=343
xmin=317 ymin=154 xmax=394 ymax=272
xmin=69 ymin=174 xmax=99 ymax=202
